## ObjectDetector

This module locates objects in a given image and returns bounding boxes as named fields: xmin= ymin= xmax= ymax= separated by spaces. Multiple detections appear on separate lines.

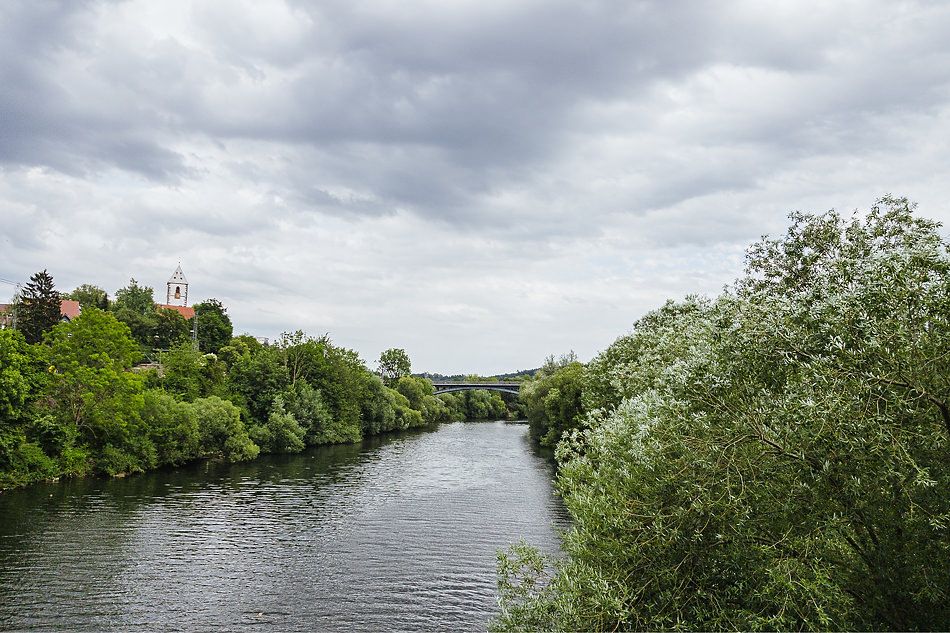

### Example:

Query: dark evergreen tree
xmin=16 ymin=270 xmax=61 ymax=344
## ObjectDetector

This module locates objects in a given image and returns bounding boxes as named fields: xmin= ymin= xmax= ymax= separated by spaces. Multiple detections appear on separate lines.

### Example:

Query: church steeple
xmin=166 ymin=265 xmax=189 ymax=307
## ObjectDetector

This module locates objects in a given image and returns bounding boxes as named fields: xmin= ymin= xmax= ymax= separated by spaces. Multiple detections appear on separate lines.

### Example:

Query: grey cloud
xmin=4 ymin=1 xmax=950 ymax=372
xmin=0 ymin=2 xmax=192 ymax=181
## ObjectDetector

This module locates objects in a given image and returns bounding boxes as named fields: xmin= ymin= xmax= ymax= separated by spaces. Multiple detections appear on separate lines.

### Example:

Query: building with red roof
xmin=60 ymin=299 xmax=81 ymax=321
xmin=155 ymin=304 xmax=195 ymax=320
xmin=0 ymin=299 xmax=83 ymax=328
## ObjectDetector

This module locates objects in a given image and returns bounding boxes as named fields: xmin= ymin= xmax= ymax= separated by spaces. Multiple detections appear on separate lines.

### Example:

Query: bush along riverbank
xmin=0 ymin=298 xmax=520 ymax=490
xmin=495 ymin=197 xmax=950 ymax=631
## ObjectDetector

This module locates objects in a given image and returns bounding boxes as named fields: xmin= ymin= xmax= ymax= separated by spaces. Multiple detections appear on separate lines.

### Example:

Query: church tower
xmin=166 ymin=265 xmax=189 ymax=307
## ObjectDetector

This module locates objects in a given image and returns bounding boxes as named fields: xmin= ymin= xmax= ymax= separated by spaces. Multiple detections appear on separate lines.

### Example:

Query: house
xmin=60 ymin=300 xmax=81 ymax=321
xmin=0 ymin=299 xmax=83 ymax=328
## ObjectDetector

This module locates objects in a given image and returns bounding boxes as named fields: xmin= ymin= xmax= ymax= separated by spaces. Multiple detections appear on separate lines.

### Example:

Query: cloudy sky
xmin=2 ymin=0 xmax=950 ymax=374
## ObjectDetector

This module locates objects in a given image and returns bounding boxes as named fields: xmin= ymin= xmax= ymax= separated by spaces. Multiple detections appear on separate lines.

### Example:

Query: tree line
xmin=0 ymin=279 xmax=519 ymax=489
xmin=496 ymin=197 xmax=950 ymax=631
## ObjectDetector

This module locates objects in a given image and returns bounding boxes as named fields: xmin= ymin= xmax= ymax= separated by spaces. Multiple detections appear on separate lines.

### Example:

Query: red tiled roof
xmin=0 ymin=301 xmax=81 ymax=320
xmin=60 ymin=299 xmax=81 ymax=320
xmin=156 ymin=304 xmax=195 ymax=319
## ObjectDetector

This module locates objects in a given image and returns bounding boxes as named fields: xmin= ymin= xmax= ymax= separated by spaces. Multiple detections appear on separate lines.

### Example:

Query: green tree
xmin=0 ymin=329 xmax=35 ymax=426
xmin=193 ymin=299 xmax=233 ymax=354
xmin=278 ymin=330 xmax=313 ymax=385
xmin=290 ymin=335 xmax=366 ymax=437
xmin=520 ymin=360 xmax=585 ymax=445
xmin=191 ymin=395 xmax=259 ymax=462
xmin=160 ymin=342 xmax=206 ymax=401
xmin=227 ymin=344 xmax=289 ymax=422
xmin=40 ymin=308 xmax=150 ymax=476
xmin=419 ymin=393 xmax=450 ymax=424
xmin=495 ymin=197 xmax=950 ymax=631
xmin=153 ymin=307 xmax=190 ymax=349
xmin=282 ymin=379 xmax=350 ymax=444
xmin=113 ymin=278 xmax=155 ymax=314
xmin=0 ymin=329 xmax=49 ymax=486
xmin=377 ymin=348 xmax=411 ymax=386
xmin=112 ymin=278 xmax=158 ymax=349
xmin=395 ymin=375 xmax=429 ymax=410
xmin=437 ymin=392 xmax=467 ymax=421
xmin=249 ymin=396 xmax=306 ymax=454
xmin=68 ymin=284 xmax=109 ymax=310
xmin=141 ymin=389 xmax=201 ymax=467
xmin=217 ymin=335 xmax=262 ymax=368
xmin=15 ymin=270 xmax=62 ymax=344
xmin=387 ymin=387 xmax=423 ymax=429
xmin=360 ymin=374 xmax=397 ymax=435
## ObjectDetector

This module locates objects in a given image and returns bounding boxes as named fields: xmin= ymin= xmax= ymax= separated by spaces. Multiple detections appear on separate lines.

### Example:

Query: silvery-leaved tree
xmin=494 ymin=196 xmax=950 ymax=632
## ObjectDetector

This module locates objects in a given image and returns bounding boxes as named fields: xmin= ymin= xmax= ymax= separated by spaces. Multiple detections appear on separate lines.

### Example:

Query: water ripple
xmin=0 ymin=421 xmax=567 ymax=632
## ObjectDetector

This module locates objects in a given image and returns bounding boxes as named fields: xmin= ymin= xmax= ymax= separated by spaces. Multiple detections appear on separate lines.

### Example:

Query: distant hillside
xmin=415 ymin=368 xmax=540 ymax=382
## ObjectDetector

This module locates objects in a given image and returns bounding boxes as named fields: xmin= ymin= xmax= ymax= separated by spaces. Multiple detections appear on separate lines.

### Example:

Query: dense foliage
xmin=495 ymin=197 xmax=950 ymax=631
xmin=109 ymin=279 xmax=191 ymax=352
xmin=520 ymin=353 xmax=584 ymax=447
xmin=0 ymin=277 xmax=519 ymax=489
xmin=67 ymin=283 xmax=109 ymax=310
xmin=193 ymin=299 xmax=232 ymax=354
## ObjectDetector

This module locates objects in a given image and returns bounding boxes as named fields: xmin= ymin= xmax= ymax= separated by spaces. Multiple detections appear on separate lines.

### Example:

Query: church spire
xmin=166 ymin=265 xmax=189 ymax=306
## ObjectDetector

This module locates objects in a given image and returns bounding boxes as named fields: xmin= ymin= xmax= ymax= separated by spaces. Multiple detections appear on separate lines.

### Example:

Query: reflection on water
xmin=0 ymin=421 xmax=567 ymax=632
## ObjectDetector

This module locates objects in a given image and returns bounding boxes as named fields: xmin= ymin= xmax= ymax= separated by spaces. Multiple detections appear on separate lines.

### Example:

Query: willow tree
xmin=495 ymin=197 xmax=950 ymax=631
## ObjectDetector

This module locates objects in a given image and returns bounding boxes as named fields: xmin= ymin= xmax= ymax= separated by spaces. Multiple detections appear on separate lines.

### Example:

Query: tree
xmin=494 ymin=197 xmax=950 ymax=631
xmin=217 ymin=335 xmax=262 ymax=368
xmin=286 ymin=335 xmax=367 ymax=437
xmin=360 ymin=374 xmax=397 ymax=435
xmin=68 ymin=284 xmax=109 ymax=310
xmin=112 ymin=278 xmax=158 ymax=349
xmin=386 ymin=387 xmax=423 ymax=429
xmin=0 ymin=329 xmax=35 ymax=426
xmin=15 ymin=270 xmax=61 ymax=344
xmin=0 ymin=329 xmax=44 ymax=481
xmin=40 ymin=309 xmax=150 ymax=476
xmin=377 ymin=348 xmax=411 ymax=385
xmin=160 ymin=342 xmax=206 ymax=401
xmin=113 ymin=278 xmax=154 ymax=314
xmin=520 ymin=361 xmax=585 ymax=445
xmin=140 ymin=389 xmax=201 ymax=467
xmin=278 ymin=330 xmax=313 ymax=386
xmin=153 ymin=307 xmax=190 ymax=349
xmin=193 ymin=299 xmax=233 ymax=354
xmin=249 ymin=396 xmax=306 ymax=454
xmin=227 ymin=344 xmax=289 ymax=422
xmin=281 ymin=379 xmax=349 ymax=444
xmin=395 ymin=375 xmax=428 ymax=410
xmin=191 ymin=396 xmax=259 ymax=462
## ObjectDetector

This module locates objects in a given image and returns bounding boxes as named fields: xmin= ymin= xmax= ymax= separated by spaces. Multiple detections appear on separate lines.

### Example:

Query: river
xmin=0 ymin=420 xmax=567 ymax=632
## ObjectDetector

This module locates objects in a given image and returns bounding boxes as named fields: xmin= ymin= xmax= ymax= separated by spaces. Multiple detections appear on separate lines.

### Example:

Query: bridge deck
xmin=431 ymin=382 xmax=522 ymax=394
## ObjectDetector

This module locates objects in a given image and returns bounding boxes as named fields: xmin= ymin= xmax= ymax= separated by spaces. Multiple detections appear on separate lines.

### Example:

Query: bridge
xmin=431 ymin=382 xmax=522 ymax=395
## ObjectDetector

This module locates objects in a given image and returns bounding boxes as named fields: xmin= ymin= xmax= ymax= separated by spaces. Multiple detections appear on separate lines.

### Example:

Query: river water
xmin=0 ymin=421 xmax=567 ymax=632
